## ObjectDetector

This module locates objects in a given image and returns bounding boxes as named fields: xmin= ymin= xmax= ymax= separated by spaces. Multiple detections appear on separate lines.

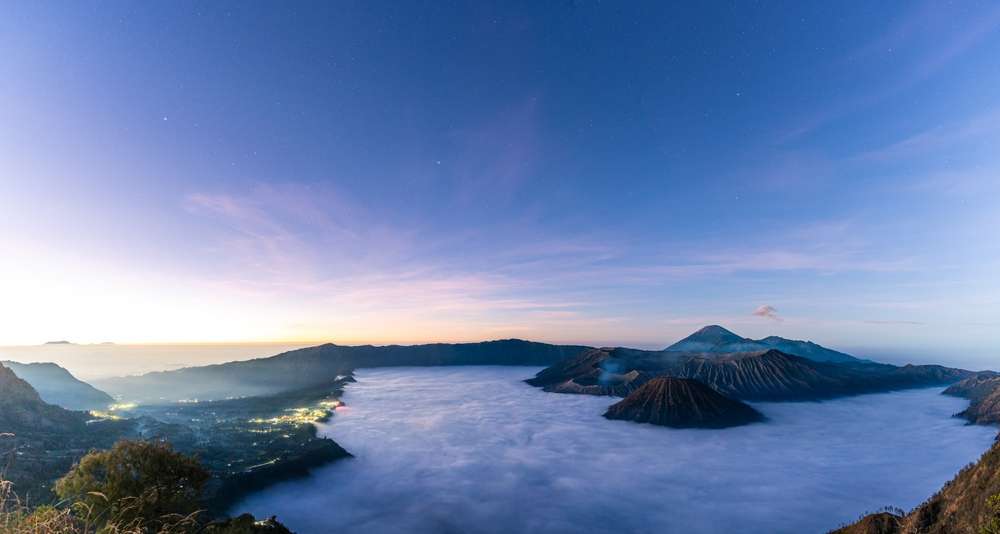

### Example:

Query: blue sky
xmin=1 ymin=1 xmax=998 ymax=363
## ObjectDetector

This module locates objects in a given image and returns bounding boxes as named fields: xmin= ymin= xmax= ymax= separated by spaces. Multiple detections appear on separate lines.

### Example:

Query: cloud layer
xmin=235 ymin=367 xmax=996 ymax=534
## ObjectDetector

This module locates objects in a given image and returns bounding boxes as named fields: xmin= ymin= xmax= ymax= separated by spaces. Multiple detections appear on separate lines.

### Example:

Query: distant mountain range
xmin=95 ymin=326 xmax=975 ymax=407
xmin=2 ymin=361 xmax=114 ymax=410
xmin=96 ymin=339 xmax=591 ymax=403
xmin=666 ymin=325 xmax=863 ymax=363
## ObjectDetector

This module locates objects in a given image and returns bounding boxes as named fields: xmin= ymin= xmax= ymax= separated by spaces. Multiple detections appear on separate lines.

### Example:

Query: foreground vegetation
xmin=1 ymin=441 xmax=292 ymax=533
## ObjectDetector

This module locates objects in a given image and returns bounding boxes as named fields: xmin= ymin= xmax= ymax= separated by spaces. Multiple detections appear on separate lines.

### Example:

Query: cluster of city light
xmin=88 ymin=410 xmax=124 ymax=421
xmin=248 ymin=406 xmax=330 ymax=426
xmin=89 ymin=402 xmax=139 ymax=421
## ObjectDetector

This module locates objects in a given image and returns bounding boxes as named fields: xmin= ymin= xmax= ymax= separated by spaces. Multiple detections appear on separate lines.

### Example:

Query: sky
xmin=1 ymin=1 xmax=998 ymax=363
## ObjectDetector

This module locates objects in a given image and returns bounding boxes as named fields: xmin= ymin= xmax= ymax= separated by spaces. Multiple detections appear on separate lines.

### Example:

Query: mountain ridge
xmin=96 ymin=328 xmax=970 ymax=404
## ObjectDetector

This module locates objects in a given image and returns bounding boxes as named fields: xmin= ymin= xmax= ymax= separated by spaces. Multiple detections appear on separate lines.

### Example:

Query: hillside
xmin=603 ymin=377 xmax=764 ymax=428
xmin=3 ymin=360 xmax=114 ymax=410
xmin=666 ymin=325 xmax=862 ymax=364
xmin=831 ymin=437 xmax=1000 ymax=533
xmin=97 ymin=339 xmax=592 ymax=403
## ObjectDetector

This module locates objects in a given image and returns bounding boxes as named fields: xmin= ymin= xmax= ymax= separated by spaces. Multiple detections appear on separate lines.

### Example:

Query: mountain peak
xmin=691 ymin=325 xmax=742 ymax=341
xmin=665 ymin=326 xmax=862 ymax=364
xmin=667 ymin=325 xmax=754 ymax=352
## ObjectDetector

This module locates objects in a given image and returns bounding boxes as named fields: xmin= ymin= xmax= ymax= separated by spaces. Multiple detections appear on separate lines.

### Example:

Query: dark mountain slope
xmin=527 ymin=347 xmax=972 ymax=402
xmin=832 ymin=437 xmax=1000 ymax=534
xmin=603 ymin=377 xmax=764 ymax=428
xmin=97 ymin=339 xmax=592 ymax=403
xmin=666 ymin=325 xmax=862 ymax=364
xmin=2 ymin=360 xmax=114 ymax=410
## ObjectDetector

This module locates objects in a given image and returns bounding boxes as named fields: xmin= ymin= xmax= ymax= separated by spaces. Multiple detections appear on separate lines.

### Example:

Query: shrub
xmin=53 ymin=441 xmax=209 ymax=531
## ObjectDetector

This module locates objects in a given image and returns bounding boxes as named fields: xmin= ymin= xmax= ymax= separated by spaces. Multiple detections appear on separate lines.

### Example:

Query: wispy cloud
xmin=752 ymin=305 xmax=782 ymax=321
xmin=779 ymin=2 xmax=1000 ymax=142
xmin=180 ymin=182 xmax=926 ymax=346
xmin=856 ymin=108 xmax=1000 ymax=162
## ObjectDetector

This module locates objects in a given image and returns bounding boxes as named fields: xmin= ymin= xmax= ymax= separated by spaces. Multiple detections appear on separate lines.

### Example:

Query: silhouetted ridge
xmin=603 ymin=377 xmax=763 ymax=428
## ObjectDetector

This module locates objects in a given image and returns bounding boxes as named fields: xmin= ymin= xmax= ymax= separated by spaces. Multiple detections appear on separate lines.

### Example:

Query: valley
xmin=4 ymin=325 xmax=999 ymax=533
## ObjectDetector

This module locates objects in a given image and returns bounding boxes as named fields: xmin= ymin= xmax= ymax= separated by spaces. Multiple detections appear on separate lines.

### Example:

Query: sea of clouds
xmin=235 ymin=366 xmax=997 ymax=534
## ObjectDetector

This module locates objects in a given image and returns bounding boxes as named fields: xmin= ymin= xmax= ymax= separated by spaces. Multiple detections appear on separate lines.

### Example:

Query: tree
xmin=53 ymin=440 xmax=210 ymax=530
xmin=983 ymin=494 xmax=1000 ymax=534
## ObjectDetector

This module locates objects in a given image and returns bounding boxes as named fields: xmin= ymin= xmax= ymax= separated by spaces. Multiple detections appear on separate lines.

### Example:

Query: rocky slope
xmin=527 ymin=346 xmax=973 ymax=402
xmin=831 ymin=436 xmax=1000 ymax=533
xmin=603 ymin=377 xmax=763 ymax=428
xmin=667 ymin=325 xmax=862 ymax=364
xmin=3 ymin=360 xmax=114 ymax=410
xmin=97 ymin=339 xmax=592 ymax=403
